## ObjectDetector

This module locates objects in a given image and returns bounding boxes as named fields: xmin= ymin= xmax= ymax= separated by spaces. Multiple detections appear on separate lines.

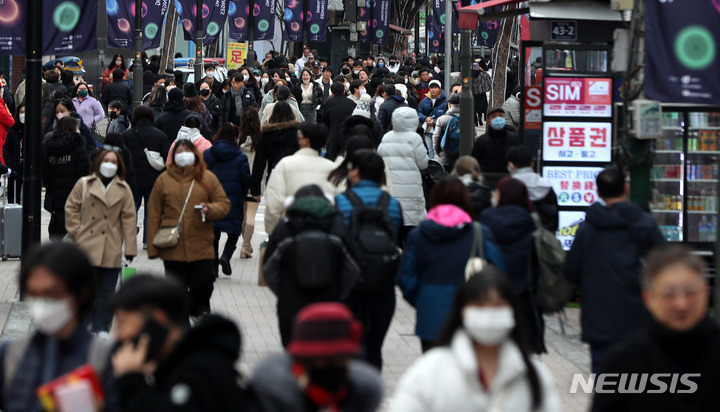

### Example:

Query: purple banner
xmin=107 ymin=0 xmax=168 ymax=49
xmin=0 ymin=0 xmax=98 ymax=55
xmin=477 ymin=19 xmax=499 ymax=48
xmin=176 ymin=0 xmax=228 ymax=45
xmin=284 ymin=0 xmax=303 ymax=42
xmin=372 ymin=0 xmax=389 ymax=44
xmin=307 ymin=0 xmax=328 ymax=42
xmin=432 ymin=0 xmax=446 ymax=34
xmin=228 ymin=0 xmax=250 ymax=41
xmin=254 ymin=0 xmax=276 ymax=41
xmin=428 ymin=19 xmax=443 ymax=54
xmin=359 ymin=1 xmax=371 ymax=44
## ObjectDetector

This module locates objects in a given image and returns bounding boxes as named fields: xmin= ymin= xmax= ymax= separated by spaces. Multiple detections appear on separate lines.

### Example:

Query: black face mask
xmin=341 ymin=68 xmax=350 ymax=75
xmin=132 ymin=317 xmax=169 ymax=362
xmin=200 ymin=89 xmax=210 ymax=97
xmin=308 ymin=365 xmax=349 ymax=394
xmin=108 ymin=111 xmax=117 ymax=119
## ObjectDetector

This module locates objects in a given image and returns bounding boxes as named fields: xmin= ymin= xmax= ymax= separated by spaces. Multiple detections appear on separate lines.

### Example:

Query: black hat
xmin=163 ymin=68 xmax=175 ymax=78
xmin=168 ymin=87 xmax=184 ymax=101
xmin=312 ymin=61 xmax=321 ymax=68
xmin=182 ymin=82 xmax=197 ymax=98
xmin=448 ymin=93 xmax=460 ymax=105
xmin=487 ymin=106 xmax=505 ymax=117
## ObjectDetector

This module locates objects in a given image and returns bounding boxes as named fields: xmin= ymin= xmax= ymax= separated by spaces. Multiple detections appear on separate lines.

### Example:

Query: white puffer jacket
xmin=377 ymin=107 xmax=429 ymax=226
xmin=390 ymin=330 xmax=561 ymax=412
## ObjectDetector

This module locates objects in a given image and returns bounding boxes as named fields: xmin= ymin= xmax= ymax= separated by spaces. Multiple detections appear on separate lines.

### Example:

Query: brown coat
xmin=147 ymin=164 xmax=230 ymax=261
xmin=65 ymin=174 xmax=138 ymax=268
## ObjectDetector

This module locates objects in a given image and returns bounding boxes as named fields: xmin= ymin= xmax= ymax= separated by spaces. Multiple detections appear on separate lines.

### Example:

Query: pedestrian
xmin=261 ymin=85 xmax=304 ymax=127
xmin=377 ymin=107 xmax=429 ymax=245
xmin=451 ymin=156 xmax=492 ymax=219
xmin=51 ymin=98 xmax=98 ymax=152
xmin=399 ymin=176 xmax=504 ymax=352
xmin=391 ymin=268 xmax=561 ymax=412
xmin=3 ymin=103 xmax=23 ymax=203
xmin=507 ymin=145 xmax=559 ymax=231
xmin=121 ymin=106 xmax=169 ymax=249
xmin=564 ymin=166 xmax=665 ymax=373
xmin=250 ymin=101 xmax=300 ymax=204
xmin=328 ymin=135 xmax=392 ymax=193
xmin=155 ymin=88 xmax=211 ymax=143
xmin=472 ymin=61 xmax=491 ymax=126
xmin=0 ymin=243 xmax=117 ymax=412
xmin=219 ymin=72 xmax=258 ymax=126
xmin=591 ymin=245 xmax=720 ymax=412
xmin=72 ymin=81 xmax=105 ymax=134
xmin=200 ymin=81 xmax=222 ymax=133
xmin=0 ymin=82 xmax=13 ymax=166
xmin=112 ymin=275 xmax=254 ymax=410
xmin=502 ymin=87 xmax=522 ymax=130
xmin=165 ymin=114 xmax=213 ymax=166
xmin=102 ymin=68 xmax=133 ymax=110
xmin=106 ymin=100 xmax=130 ymax=134
xmin=264 ymin=122 xmax=336 ymax=235
xmin=471 ymin=107 xmax=522 ymax=188
xmin=64 ymin=148 xmax=137 ymax=336
xmin=147 ymin=140 xmax=231 ymax=318
xmin=239 ymin=67 xmax=263 ymax=104
xmin=182 ymin=82 xmax=213 ymax=131
xmin=432 ymin=92 xmax=461 ymax=170
xmin=102 ymin=53 xmax=129 ymax=93
xmin=195 ymin=63 xmax=223 ymax=97
xmin=415 ymin=68 xmax=432 ymax=102
xmin=316 ymin=66 xmax=334 ymax=100
xmin=480 ymin=177 xmax=546 ymax=354
xmin=146 ymin=84 xmax=167 ymax=120
xmin=292 ymin=69 xmax=323 ymax=124
xmin=341 ymin=94 xmax=384 ymax=147
xmin=44 ymin=69 xmax=68 ymax=96
xmin=42 ymin=116 xmax=89 ymax=239
xmin=251 ymin=303 xmax=384 ymax=412
xmin=377 ymin=84 xmax=410 ymax=134
xmin=418 ymin=80 xmax=448 ymax=159
xmin=238 ymin=108 xmax=261 ymax=258
xmin=319 ymin=82 xmax=358 ymax=161
xmin=203 ymin=123 xmax=251 ymax=276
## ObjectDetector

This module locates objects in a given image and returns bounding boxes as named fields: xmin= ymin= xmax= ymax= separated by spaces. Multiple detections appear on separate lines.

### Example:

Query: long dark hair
xmin=213 ymin=122 xmax=239 ymax=143
xmin=148 ymin=84 xmax=167 ymax=107
xmin=184 ymin=95 xmax=209 ymax=116
xmin=328 ymin=135 xmax=374 ymax=186
xmin=267 ymin=101 xmax=295 ymax=124
xmin=108 ymin=53 xmax=127 ymax=71
xmin=239 ymin=107 xmax=261 ymax=150
xmin=429 ymin=175 xmax=475 ymax=219
xmin=496 ymin=176 xmax=532 ymax=212
xmin=436 ymin=267 xmax=542 ymax=409
xmin=72 ymin=82 xmax=94 ymax=98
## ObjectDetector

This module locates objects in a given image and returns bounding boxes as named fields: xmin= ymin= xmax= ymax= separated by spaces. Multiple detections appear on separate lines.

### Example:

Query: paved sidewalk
xmin=0 ymin=200 xmax=593 ymax=410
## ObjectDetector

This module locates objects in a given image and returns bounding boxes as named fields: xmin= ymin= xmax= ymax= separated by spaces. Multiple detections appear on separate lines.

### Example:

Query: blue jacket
xmin=335 ymin=180 xmax=403 ymax=233
xmin=398 ymin=205 xmax=505 ymax=341
xmin=417 ymin=92 xmax=448 ymax=124
xmin=564 ymin=201 xmax=665 ymax=344
xmin=204 ymin=140 xmax=252 ymax=234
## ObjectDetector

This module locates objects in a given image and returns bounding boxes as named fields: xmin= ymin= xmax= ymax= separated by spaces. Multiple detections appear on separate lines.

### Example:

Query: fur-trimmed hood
xmin=261 ymin=119 xmax=300 ymax=133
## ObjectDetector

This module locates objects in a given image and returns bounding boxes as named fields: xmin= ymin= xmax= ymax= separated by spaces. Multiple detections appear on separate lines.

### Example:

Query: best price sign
xmin=543 ymin=122 xmax=612 ymax=162
xmin=543 ymin=166 xmax=603 ymax=207
xmin=544 ymin=78 xmax=612 ymax=117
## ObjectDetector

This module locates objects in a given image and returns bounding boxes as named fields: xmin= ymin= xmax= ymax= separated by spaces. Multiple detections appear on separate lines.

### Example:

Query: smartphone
xmin=132 ymin=317 xmax=170 ymax=362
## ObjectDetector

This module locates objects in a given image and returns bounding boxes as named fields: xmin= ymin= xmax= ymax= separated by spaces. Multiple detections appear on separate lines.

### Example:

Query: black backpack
xmin=345 ymin=190 xmax=400 ymax=292
xmin=287 ymin=229 xmax=341 ymax=290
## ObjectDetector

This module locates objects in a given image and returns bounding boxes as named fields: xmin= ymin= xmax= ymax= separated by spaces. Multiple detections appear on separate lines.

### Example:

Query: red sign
xmin=524 ymin=86 xmax=542 ymax=130
xmin=544 ymin=78 xmax=612 ymax=117
xmin=543 ymin=122 xmax=612 ymax=162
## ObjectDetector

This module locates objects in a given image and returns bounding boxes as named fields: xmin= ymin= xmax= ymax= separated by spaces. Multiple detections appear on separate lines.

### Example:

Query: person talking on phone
xmin=112 ymin=275 xmax=255 ymax=410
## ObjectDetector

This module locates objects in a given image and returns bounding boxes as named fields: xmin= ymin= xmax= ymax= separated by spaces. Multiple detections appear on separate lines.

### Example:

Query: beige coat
xmin=65 ymin=174 xmax=137 ymax=268
xmin=147 ymin=165 xmax=230 ymax=261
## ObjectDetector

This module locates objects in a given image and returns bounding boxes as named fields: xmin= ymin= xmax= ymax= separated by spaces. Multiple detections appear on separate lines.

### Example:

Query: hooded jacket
xmin=398 ymin=205 xmax=504 ymax=341
xmin=564 ymin=201 xmax=665 ymax=344
xmin=121 ymin=118 xmax=170 ymax=188
xmin=340 ymin=115 xmax=385 ymax=148
xmin=155 ymin=100 xmax=212 ymax=143
xmin=203 ymin=141 xmax=252 ymax=235
xmin=42 ymin=130 xmax=90 ymax=213
xmin=201 ymin=93 xmax=223 ymax=133
xmin=116 ymin=315 xmax=253 ymax=411
xmin=458 ymin=174 xmax=492 ymax=219
xmin=106 ymin=114 xmax=130 ymax=134
xmin=471 ymin=127 xmax=522 ymax=188
xmin=166 ymin=127 xmax=213 ymax=166
xmin=377 ymin=107 xmax=429 ymax=227
xmin=250 ymin=120 xmax=300 ymax=197
xmin=377 ymin=95 xmax=408 ymax=133
xmin=511 ymin=167 xmax=559 ymax=231
xmin=502 ymin=94 xmax=521 ymax=130
xmin=417 ymin=91 xmax=448 ymax=134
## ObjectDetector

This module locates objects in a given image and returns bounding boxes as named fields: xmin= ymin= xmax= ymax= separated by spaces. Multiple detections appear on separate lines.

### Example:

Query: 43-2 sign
xmin=550 ymin=21 xmax=577 ymax=41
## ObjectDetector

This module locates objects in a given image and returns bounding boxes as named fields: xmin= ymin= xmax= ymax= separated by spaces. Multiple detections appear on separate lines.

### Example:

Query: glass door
xmin=686 ymin=111 xmax=720 ymax=243
xmin=650 ymin=112 xmax=685 ymax=241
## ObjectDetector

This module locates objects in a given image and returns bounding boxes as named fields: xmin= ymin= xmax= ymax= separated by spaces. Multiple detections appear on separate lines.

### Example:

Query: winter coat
xmin=146 ymin=165 xmax=231 ymax=261
xmin=102 ymin=80 xmax=132 ymax=108
xmin=0 ymin=98 xmax=13 ymax=164
xmin=591 ymin=317 xmax=720 ymax=412
xmin=459 ymin=174 xmax=492 ymax=219
xmin=72 ymin=96 xmax=105 ymax=131
xmin=106 ymin=114 xmax=129 ymax=134
xmin=252 ymin=354 xmax=384 ymax=412
xmin=292 ymin=82 xmax=324 ymax=108
xmin=502 ymin=95 xmax=521 ymax=130
xmin=203 ymin=141 xmax=251 ymax=235
xmin=377 ymin=107 xmax=429 ymax=227
xmin=56 ymin=112 xmax=100 ymax=153
xmin=121 ymin=118 xmax=170 ymax=189
xmin=3 ymin=125 xmax=22 ymax=176
xmin=166 ymin=127 xmax=213 ymax=166
xmin=564 ymin=201 xmax=665 ymax=344
xmin=341 ymin=115 xmax=384 ymax=148
xmin=101 ymin=66 xmax=129 ymax=91
xmin=471 ymin=127 xmax=522 ymax=188
xmin=377 ymin=95 xmax=408 ymax=133
xmin=417 ymin=92 xmax=448 ymax=135
xmin=263 ymin=197 xmax=360 ymax=325
xmin=116 ymin=315 xmax=253 ymax=411
xmin=335 ymin=180 xmax=403 ymax=232
xmin=201 ymin=94 xmax=223 ymax=132
xmin=511 ymin=168 xmax=559 ymax=231
xmin=250 ymin=120 xmax=300 ymax=197
xmin=432 ymin=106 xmax=462 ymax=168
xmin=42 ymin=130 xmax=89 ymax=214
xmin=264 ymin=148 xmax=338 ymax=235
xmin=390 ymin=330 xmax=561 ymax=412
xmin=318 ymin=95 xmax=358 ymax=161
xmin=260 ymin=101 xmax=305 ymax=128
xmin=219 ymin=85 xmax=258 ymax=126
xmin=155 ymin=100 xmax=212 ymax=143
xmin=398 ymin=205 xmax=504 ymax=341
xmin=65 ymin=174 xmax=137 ymax=268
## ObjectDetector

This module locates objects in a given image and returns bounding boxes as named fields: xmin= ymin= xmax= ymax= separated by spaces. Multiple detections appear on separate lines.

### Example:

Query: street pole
xmin=459 ymin=28 xmax=474 ymax=156
xmin=246 ymin=0 xmax=255 ymax=68
xmin=22 ymin=0 xmax=43 ymax=253
xmin=444 ymin=0 xmax=452 ymax=89
xmin=132 ymin=0 xmax=143 ymax=110
xmin=194 ymin=0 xmax=203 ymax=82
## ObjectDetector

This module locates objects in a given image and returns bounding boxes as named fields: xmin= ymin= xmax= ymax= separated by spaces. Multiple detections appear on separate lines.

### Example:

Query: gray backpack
xmin=531 ymin=214 xmax=574 ymax=313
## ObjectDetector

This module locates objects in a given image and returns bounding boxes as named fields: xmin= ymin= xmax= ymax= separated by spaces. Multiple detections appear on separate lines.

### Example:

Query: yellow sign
xmin=227 ymin=42 xmax=248 ymax=69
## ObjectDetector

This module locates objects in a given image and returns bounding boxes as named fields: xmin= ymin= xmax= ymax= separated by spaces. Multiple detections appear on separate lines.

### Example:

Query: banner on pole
xmin=176 ymin=0 xmax=228 ymax=45
xmin=428 ymin=19 xmax=443 ymax=53
xmin=107 ymin=0 xmax=169 ymax=49
xmin=254 ymin=0 xmax=276 ymax=41
xmin=307 ymin=0 xmax=328 ymax=42
xmin=372 ymin=0 xmax=390 ymax=44
xmin=432 ymin=0 xmax=446 ymax=34
xmin=228 ymin=0 xmax=250 ymax=41
xmin=284 ymin=0 xmax=303 ymax=42
xmin=227 ymin=42 xmax=248 ymax=69
xmin=359 ymin=1 xmax=371 ymax=44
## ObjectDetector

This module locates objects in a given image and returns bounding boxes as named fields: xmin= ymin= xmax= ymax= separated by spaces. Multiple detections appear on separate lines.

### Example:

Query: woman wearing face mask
xmin=200 ymin=82 xmax=222 ymax=133
xmin=0 ymin=243 xmax=118 ymax=412
xmin=42 ymin=116 xmax=90 ymax=240
xmin=240 ymin=68 xmax=263 ymax=104
xmin=72 ymin=82 xmax=104 ymax=133
xmin=101 ymin=53 xmax=129 ymax=93
xmin=65 ymin=149 xmax=137 ymax=336
xmin=260 ymin=73 xmax=271 ymax=96
xmin=470 ymin=107 xmax=522 ymax=189
xmin=292 ymin=69 xmax=324 ymax=124
xmin=391 ymin=268 xmax=561 ymax=412
xmin=146 ymin=84 xmax=167 ymax=120
xmin=165 ymin=114 xmax=213 ymax=166
xmin=238 ymin=108 xmax=262 ymax=258
xmin=52 ymin=98 xmax=98 ymax=152
xmin=480 ymin=177 xmax=546 ymax=354
xmin=147 ymin=140 xmax=230 ymax=318
xmin=3 ymin=103 xmax=24 ymax=203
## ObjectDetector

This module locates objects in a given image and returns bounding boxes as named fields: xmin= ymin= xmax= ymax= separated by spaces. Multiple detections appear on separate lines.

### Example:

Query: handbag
xmin=464 ymin=222 xmax=487 ymax=280
xmin=144 ymin=148 xmax=166 ymax=171
xmin=152 ymin=180 xmax=195 ymax=248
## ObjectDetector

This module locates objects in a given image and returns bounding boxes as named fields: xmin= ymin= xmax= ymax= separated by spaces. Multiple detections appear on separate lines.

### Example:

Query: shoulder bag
xmin=152 ymin=180 xmax=195 ymax=248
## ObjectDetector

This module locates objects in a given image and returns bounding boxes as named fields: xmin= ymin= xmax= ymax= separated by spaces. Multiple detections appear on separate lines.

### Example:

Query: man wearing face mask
xmin=348 ymin=80 xmax=366 ymax=105
xmin=252 ymin=303 xmax=384 ymax=412
xmin=351 ymin=62 xmax=363 ymax=80
xmin=387 ymin=55 xmax=400 ymax=74
xmin=195 ymin=63 xmax=222 ymax=98
xmin=470 ymin=107 xmax=522 ymax=189
xmin=112 ymin=275 xmax=255 ymax=411
xmin=219 ymin=73 xmax=258 ymax=126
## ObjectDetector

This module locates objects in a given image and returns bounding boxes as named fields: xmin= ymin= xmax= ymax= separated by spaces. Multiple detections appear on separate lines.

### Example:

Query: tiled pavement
xmin=0 ymin=198 xmax=593 ymax=410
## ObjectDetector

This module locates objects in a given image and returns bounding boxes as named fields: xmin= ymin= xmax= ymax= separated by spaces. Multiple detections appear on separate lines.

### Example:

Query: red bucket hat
xmin=288 ymin=303 xmax=363 ymax=360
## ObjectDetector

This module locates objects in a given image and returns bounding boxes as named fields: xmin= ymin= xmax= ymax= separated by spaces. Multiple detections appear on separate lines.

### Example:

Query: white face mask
xmin=174 ymin=152 xmax=196 ymax=167
xmin=353 ymin=70 xmax=360 ymax=75
xmin=344 ymin=83 xmax=350 ymax=91
xmin=115 ymin=59 xmax=122 ymax=66
xmin=99 ymin=162 xmax=118 ymax=178
xmin=359 ymin=88 xmax=367 ymax=96
xmin=285 ymin=77 xmax=291 ymax=82
xmin=463 ymin=307 xmax=515 ymax=346
xmin=243 ymin=75 xmax=250 ymax=82
xmin=302 ymin=79 xmax=310 ymax=85
xmin=56 ymin=112 xmax=68 ymax=120
xmin=206 ymin=71 xmax=215 ymax=78
xmin=261 ymin=77 xmax=269 ymax=86
xmin=255 ymin=76 xmax=261 ymax=83
xmin=29 ymin=298 xmax=74 ymax=335
xmin=19 ymin=113 xmax=25 ymax=124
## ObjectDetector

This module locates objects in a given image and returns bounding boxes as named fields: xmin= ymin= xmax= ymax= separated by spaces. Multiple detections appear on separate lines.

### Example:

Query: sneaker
xmin=97 ymin=331 xmax=111 ymax=341
xmin=219 ymin=256 xmax=232 ymax=275
xmin=143 ymin=243 xmax=147 ymax=250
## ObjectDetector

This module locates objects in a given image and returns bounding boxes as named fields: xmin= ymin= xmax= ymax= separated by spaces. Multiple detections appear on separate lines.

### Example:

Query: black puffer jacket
xmin=250 ymin=120 xmax=300 ymax=196
xmin=202 ymin=94 xmax=223 ymax=133
xmin=121 ymin=118 xmax=170 ymax=189
xmin=155 ymin=100 xmax=212 ymax=143
xmin=42 ymin=130 xmax=89 ymax=212
xmin=471 ymin=127 xmax=522 ymax=189
xmin=341 ymin=115 xmax=384 ymax=148
xmin=377 ymin=95 xmax=408 ymax=133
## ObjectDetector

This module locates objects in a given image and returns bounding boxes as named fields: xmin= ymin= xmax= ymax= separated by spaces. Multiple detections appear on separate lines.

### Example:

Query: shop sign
xmin=543 ymin=122 xmax=612 ymax=162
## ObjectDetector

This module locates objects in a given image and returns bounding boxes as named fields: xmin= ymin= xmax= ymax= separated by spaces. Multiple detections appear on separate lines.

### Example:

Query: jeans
xmin=163 ymin=260 xmax=215 ymax=316
xmin=344 ymin=289 xmax=396 ymax=371
xmin=91 ymin=267 xmax=120 ymax=333
xmin=134 ymin=185 xmax=154 ymax=244
xmin=424 ymin=132 xmax=435 ymax=159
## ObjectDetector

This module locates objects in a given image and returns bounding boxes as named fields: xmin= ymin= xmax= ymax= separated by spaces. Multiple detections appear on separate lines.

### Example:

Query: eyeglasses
xmin=103 ymin=145 xmax=122 ymax=153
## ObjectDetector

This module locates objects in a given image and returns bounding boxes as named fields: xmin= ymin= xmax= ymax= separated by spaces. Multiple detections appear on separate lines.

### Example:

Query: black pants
xmin=48 ymin=208 xmax=67 ymax=240
xmin=163 ymin=260 xmax=215 ymax=316
xmin=213 ymin=231 xmax=240 ymax=261
xmin=398 ymin=225 xmax=415 ymax=248
xmin=91 ymin=267 xmax=120 ymax=333
xmin=344 ymin=289 xmax=396 ymax=371
xmin=421 ymin=339 xmax=435 ymax=353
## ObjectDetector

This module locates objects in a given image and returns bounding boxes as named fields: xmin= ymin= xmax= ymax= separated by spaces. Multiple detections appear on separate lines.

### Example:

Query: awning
xmin=389 ymin=24 xmax=413 ymax=36
xmin=458 ymin=0 xmax=527 ymax=29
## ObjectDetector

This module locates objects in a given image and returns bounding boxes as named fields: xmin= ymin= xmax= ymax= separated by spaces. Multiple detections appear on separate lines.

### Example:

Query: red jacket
xmin=0 ymin=98 xmax=14 ymax=165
